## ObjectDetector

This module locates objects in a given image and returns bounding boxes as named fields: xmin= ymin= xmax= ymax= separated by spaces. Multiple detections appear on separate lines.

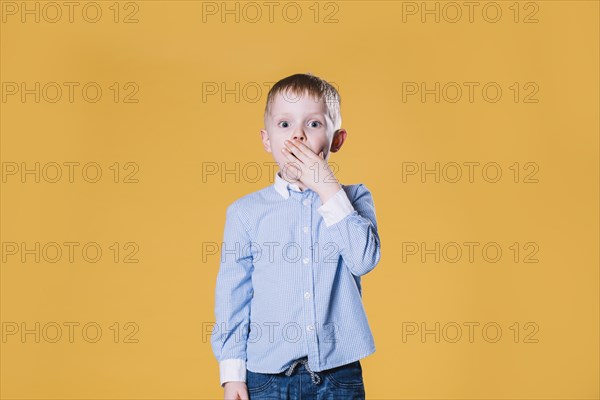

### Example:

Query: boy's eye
xmin=278 ymin=121 xmax=289 ymax=128
xmin=309 ymin=121 xmax=322 ymax=128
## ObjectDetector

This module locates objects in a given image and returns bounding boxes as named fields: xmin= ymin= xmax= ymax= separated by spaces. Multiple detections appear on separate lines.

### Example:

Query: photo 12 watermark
xmin=1 ymin=1 xmax=140 ymax=23
xmin=201 ymin=81 xmax=340 ymax=104
xmin=401 ymin=241 xmax=540 ymax=264
xmin=2 ymin=162 xmax=140 ymax=183
xmin=401 ymin=82 xmax=540 ymax=103
xmin=2 ymin=321 xmax=140 ymax=343
xmin=1 ymin=241 xmax=141 ymax=264
xmin=400 ymin=2 xmax=539 ymax=24
xmin=401 ymin=162 xmax=540 ymax=183
xmin=204 ymin=320 xmax=342 ymax=345
xmin=1 ymin=82 xmax=140 ymax=103
xmin=202 ymin=240 xmax=341 ymax=265
xmin=401 ymin=321 xmax=540 ymax=343
xmin=201 ymin=1 xmax=340 ymax=24
xmin=201 ymin=161 xmax=340 ymax=185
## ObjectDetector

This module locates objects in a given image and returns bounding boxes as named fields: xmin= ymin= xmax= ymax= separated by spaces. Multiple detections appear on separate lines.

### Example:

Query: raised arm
xmin=317 ymin=184 xmax=382 ymax=276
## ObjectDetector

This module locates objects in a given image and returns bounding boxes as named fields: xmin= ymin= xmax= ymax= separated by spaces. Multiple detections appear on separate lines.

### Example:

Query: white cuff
xmin=219 ymin=358 xmax=246 ymax=387
xmin=317 ymin=188 xmax=355 ymax=227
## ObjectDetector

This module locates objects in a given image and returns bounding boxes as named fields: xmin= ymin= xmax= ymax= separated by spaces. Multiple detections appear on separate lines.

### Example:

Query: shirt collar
xmin=274 ymin=169 xmax=303 ymax=199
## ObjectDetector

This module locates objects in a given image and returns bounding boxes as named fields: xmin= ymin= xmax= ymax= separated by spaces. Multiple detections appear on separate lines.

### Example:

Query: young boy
xmin=211 ymin=73 xmax=382 ymax=399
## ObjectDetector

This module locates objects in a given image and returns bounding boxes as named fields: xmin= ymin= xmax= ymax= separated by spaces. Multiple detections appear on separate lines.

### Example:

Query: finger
xmin=281 ymin=158 xmax=303 ymax=182
xmin=290 ymin=139 xmax=316 ymax=158
xmin=280 ymin=150 xmax=302 ymax=170
xmin=239 ymin=388 xmax=249 ymax=400
xmin=286 ymin=140 xmax=313 ymax=162
xmin=282 ymin=146 xmax=304 ymax=163
xmin=282 ymin=145 xmax=306 ymax=163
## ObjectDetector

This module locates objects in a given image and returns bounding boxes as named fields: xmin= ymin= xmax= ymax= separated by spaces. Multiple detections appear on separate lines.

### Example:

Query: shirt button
xmin=307 ymin=324 xmax=314 ymax=331
xmin=302 ymin=258 xmax=309 ymax=264
xmin=303 ymin=199 xmax=311 ymax=206
xmin=303 ymin=226 xmax=309 ymax=233
xmin=304 ymin=292 xmax=311 ymax=299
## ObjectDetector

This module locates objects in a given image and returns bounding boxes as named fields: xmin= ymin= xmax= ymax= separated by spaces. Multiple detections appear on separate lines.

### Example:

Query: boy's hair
xmin=264 ymin=73 xmax=342 ymax=133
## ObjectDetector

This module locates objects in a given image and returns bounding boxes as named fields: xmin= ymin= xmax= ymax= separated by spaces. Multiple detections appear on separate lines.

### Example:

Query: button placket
xmin=301 ymin=192 xmax=319 ymax=361
xmin=301 ymin=194 xmax=312 ymax=266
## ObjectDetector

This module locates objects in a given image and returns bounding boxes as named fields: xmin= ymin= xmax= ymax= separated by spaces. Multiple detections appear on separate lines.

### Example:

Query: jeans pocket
xmin=246 ymin=370 xmax=277 ymax=393
xmin=323 ymin=360 xmax=364 ymax=389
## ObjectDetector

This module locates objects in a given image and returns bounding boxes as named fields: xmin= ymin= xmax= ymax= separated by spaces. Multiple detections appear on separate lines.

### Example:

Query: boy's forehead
xmin=269 ymin=90 xmax=326 ymax=116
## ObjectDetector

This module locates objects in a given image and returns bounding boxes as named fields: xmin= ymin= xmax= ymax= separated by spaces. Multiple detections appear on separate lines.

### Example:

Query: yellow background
xmin=1 ymin=0 xmax=598 ymax=398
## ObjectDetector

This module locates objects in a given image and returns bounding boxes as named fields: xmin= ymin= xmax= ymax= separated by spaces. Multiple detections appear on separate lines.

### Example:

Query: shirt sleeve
xmin=210 ymin=202 xmax=254 ymax=387
xmin=316 ymin=184 xmax=382 ymax=276
xmin=316 ymin=187 xmax=356 ymax=227
xmin=218 ymin=359 xmax=246 ymax=387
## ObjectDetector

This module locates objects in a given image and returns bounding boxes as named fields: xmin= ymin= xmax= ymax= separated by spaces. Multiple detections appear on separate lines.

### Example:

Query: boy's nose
xmin=292 ymin=131 xmax=307 ymax=142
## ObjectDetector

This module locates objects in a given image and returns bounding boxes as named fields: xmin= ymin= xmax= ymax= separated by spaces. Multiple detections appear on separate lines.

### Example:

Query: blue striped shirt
xmin=211 ymin=169 xmax=382 ymax=387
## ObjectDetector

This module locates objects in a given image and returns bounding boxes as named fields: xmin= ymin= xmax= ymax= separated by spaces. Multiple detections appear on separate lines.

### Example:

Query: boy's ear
xmin=260 ymin=129 xmax=272 ymax=153
xmin=330 ymin=129 xmax=347 ymax=153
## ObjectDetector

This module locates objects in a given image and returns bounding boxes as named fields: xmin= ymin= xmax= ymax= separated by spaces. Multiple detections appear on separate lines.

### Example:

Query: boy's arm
xmin=210 ymin=203 xmax=254 ymax=387
xmin=317 ymin=184 xmax=382 ymax=276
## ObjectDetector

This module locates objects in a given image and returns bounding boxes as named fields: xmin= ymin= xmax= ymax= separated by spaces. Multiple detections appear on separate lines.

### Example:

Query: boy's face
xmin=260 ymin=90 xmax=346 ymax=175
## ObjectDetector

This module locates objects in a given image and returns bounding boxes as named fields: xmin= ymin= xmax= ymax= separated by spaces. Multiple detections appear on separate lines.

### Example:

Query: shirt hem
xmin=246 ymin=346 xmax=376 ymax=374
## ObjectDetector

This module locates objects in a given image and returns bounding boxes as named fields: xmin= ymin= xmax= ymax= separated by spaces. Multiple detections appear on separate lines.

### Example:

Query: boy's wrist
xmin=219 ymin=358 xmax=247 ymax=387
xmin=317 ymin=186 xmax=355 ymax=227
xmin=224 ymin=381 xmax=246 ymax=386
xmin=316 ymin=181 xmax=342 ymax=204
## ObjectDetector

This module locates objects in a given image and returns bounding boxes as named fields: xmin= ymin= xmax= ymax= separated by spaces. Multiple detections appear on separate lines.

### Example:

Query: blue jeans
xmin=246 ymin=357 xmax=366 ymax=400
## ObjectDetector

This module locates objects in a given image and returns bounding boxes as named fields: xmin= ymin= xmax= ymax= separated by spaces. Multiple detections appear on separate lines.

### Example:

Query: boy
xmin=211 ymin=73 xmax=382 ymax=399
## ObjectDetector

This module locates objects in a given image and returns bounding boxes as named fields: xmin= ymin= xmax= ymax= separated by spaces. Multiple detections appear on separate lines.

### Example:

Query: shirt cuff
xmin=219 ymin=358 xmax=246 ymax=387
xmin=317 ymin=188 xmax=355 ymax=227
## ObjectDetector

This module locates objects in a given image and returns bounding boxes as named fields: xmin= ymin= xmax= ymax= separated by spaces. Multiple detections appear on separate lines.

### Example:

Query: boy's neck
xmin=278 ymin=170 xmax=307 ymax=192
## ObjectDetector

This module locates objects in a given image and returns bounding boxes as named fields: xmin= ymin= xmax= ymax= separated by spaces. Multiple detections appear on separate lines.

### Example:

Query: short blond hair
xmin=264 ymin=73 xmax=342 ymax=132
